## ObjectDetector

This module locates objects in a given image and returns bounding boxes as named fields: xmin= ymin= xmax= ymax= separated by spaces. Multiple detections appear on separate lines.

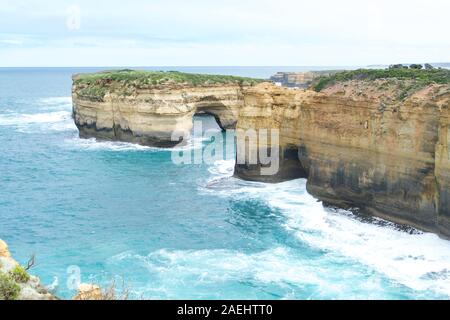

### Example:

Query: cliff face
xmin=72 ymin=71 xmax=260 ymax=147
xmin=72 ymin=71 xmax=450 ymax=237
xmin=73 ymin=83 xmax=244 ymax=147
xmin=237 ymin=81 xmax=450 ymax=237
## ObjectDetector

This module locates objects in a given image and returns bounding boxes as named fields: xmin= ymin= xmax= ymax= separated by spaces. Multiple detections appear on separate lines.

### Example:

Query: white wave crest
xmin=38 ymin=97 xmax=72 ymax=109
xmin=0 ymin=111 xmax=72 ymax=126
xmin=207 ymin=160 xmax=235 ymax=176
xmin=108 ymin=247 xmax=386 ymax=299
xmin=65 ymin=137 xmax=158 ymax=152
xmin=0 ymin=96 xmax=75 ymax=132
xmin=203 ymin=160 xmax=450 ymax=297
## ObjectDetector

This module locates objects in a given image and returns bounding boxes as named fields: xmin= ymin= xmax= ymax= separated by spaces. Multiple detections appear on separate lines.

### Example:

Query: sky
xmin=0 ymin=0 xmax=449 ymax=67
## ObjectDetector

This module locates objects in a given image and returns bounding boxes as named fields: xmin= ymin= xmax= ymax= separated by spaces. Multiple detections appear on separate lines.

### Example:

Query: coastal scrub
xmin=312 ymin=68 xmax=450 ymax=92
xmin=0 ymin=273 xmax=21 ymax=300
xmin=73 ymin=70 xmax=263 ymax=101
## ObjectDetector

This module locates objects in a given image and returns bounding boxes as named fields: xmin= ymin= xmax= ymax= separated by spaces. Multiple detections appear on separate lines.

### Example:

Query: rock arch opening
xmin=194 ymin=102 xmax=238 ymax=131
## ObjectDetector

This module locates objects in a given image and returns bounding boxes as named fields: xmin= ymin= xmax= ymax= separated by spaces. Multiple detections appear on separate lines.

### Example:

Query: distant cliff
xmin=72 ymin=69 xmax=450 ymax=238
xmin=270 ymin=71 xmax=339 ymax=88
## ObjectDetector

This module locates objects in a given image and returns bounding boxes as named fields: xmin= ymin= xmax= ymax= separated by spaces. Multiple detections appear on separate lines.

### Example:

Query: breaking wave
xmin=199 ymin=160 xmax=450 ymax=298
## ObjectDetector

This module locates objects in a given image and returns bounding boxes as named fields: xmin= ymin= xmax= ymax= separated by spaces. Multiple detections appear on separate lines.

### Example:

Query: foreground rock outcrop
xmin=73 ymin=284 xmax=103 ymax=300
xmin=72 ymin=69 xmax=450 ymax=238
xmin=0 ymin=240 xmax=56 ymax=300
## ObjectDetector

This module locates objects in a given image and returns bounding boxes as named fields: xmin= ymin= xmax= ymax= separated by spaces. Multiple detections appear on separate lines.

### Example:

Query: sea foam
xmin=108 ymin=246 xmax=394 ymax=299
xmin=201 ymin=159 xmax=450 ymax=297
xmin=0 ymin=96 xmax=75 ymax=132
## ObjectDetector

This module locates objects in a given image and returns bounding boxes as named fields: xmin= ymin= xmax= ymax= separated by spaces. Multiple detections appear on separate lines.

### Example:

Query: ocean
xmin=1 ymin=67 xmax=450 ymax=300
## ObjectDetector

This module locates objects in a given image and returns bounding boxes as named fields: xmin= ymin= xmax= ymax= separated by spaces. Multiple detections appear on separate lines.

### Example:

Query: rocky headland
xmin=72 ymin=70 xmax=262 ymax=147
xmin=72 ymin=68 xmax=450 ymax=238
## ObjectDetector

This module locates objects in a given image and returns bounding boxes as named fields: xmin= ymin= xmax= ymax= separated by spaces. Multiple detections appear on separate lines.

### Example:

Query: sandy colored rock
xmin=0 ymin=239 xmax=11 ymax=258
xmin=236 ymin=81 xmax=450 ymax=237
xmin=18 ymin=275 xmax=57 ymax=300
xmin=71 ymin=72 xmax=450 ymax=238
xmin=72 ymin=80 xmax=247 ymax=147
xmin=73 ymin=283 xmax=103 ymax=300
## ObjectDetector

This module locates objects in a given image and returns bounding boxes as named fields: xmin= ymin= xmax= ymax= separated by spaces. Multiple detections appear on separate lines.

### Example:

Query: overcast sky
xmin=0 ymin=0 xmax=449 ymax=67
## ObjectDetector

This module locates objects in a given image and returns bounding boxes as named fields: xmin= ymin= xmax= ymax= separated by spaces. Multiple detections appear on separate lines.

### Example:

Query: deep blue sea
xmin=1 ymin=67 xmax=450 ymax=300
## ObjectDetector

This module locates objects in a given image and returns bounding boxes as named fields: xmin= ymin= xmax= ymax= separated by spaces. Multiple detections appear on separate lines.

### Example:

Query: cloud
xmin=0 ymin=39 xmax=23 ymax=46
xmin=0 ymin=0 xmax=448 ymax=66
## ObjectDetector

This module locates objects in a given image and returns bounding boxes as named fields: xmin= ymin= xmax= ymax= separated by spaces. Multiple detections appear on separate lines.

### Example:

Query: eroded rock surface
xmin=237 ymin=81 xmax=450 ymax=237
xmin=72 ymin=70 xmax=450 ymax=237
xmin=72 ymin=71 xmax=258 ymax=147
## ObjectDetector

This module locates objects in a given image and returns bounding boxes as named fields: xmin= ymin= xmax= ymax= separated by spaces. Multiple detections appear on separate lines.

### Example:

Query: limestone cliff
xmin=72 ymin=70 xmax=260 ymax=147
xmin=72 ymin=69 xmax=450 ymax=238
xmin=236 ymin=80 xmax=450 ymax=237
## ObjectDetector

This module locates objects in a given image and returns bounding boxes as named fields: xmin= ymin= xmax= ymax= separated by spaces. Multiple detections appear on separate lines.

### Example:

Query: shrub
xmin=73 ymin=70 xmax=263 ymax=89
xmin=9 ymin=265 xmax=30 ymax=283
xmin=311 ymin=68 xmax=450 ymax=92
xmin=0 ymin=273 xmax=20 ymax=300
xmin=409 ymin=64 xmax=423 ymax=69
xmin=389 ymin=64 xmax=407 ymax=69
xmin=73 ymin=70 xmax=264 ymax=100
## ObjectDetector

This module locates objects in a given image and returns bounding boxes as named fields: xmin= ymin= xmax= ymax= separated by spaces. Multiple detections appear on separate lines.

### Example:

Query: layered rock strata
xmin=236 ymin=81 xmax=450 ymax=237
xmin=72 ymin=72 xmax=450 ymax=237
xmin=72 ymin=73 xmax=252 ymax=147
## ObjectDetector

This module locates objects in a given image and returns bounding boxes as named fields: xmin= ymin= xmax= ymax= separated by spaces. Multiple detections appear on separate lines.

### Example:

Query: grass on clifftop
xmin=73 ymin=70 xmax=263 ymax=101
xmin=312 ymin=67 xmax=450 ymax=92
xmin=74 ymin=69 xmax=263 ymax=87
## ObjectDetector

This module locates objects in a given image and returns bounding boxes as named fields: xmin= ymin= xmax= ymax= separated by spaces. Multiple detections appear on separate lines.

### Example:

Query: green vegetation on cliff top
xmin=312 ymin=67 xmax=450 ymax=92
xmin=74 ymin=69 xmax=263 ymax=87
xmin=73 ymin=70 xmax=263 ymax=101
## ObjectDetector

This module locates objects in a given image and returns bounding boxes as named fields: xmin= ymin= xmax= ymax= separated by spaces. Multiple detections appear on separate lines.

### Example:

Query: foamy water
xmin=0 ymin=96 xmax=75 ymax=133
xmin=202 ymin=160 xmax=450 ymax=298
xmin=0 ymin=111 xmax=71 ymax=126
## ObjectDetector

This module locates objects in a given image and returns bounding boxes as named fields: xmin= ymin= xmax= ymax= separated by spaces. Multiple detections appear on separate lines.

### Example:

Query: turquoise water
xmin=1 ymin=67 xmax=450 ymax=300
